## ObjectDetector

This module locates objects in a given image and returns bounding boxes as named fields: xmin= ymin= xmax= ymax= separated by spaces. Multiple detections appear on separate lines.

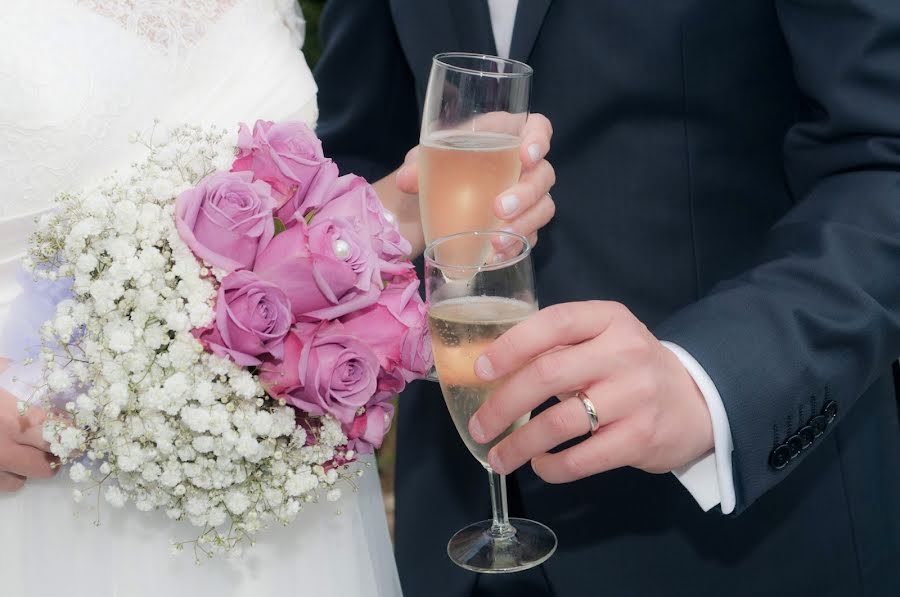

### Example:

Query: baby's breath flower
xmin=28 ymin=125 xmax=355 ymax=558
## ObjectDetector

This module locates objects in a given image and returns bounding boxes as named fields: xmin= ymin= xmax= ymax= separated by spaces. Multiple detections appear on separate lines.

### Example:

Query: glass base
xmin=447 ymin=518 xmax=557 ymax=574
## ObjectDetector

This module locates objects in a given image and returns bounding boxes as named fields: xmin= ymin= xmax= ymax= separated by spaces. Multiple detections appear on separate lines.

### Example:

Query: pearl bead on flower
xmin=383 ymin=210 xmax=396 ymax=224
xmin=332 ymin=239 xmax=351 ymax=260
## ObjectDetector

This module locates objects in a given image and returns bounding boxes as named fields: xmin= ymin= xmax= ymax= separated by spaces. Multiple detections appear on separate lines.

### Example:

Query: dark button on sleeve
xmin=769 ymin=444 xmax=791 ymax=470
xmin=809 ymin=415 xmax=827 ymax=437
xmin=823 ymin=400 xmax=838 ymax=424
xmin=786 ymin=434 xmax=803 ymax=459
xmin=797 ymin=425 xmax=815 ymax=449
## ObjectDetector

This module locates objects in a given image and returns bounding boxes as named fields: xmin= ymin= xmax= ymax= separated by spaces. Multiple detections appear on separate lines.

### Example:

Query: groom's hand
xmin=468 ymin=301 xmax=715 ymax=483
xmin=396 ymin=113 xmax=556 ymax=249
xmin=0 ymin=389 xmax=58 ymax=492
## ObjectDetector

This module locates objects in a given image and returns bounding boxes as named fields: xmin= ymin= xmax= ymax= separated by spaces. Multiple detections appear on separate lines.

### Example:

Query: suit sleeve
xmin=313 ymin=0 xmax=420 ymax=182
xmin=655 ymin=0 xmax=900 ymax=514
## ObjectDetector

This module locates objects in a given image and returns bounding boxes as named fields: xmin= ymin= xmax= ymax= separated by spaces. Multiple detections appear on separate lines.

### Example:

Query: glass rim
xmin=432 ymin=52 xmax=533 ymax=79
xmin=424 ymin=230 xmax=532 ymax=273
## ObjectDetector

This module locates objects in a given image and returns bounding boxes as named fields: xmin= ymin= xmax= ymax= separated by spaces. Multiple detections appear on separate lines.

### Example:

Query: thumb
xmin=396 ymin=146 xmax=420 ymax=194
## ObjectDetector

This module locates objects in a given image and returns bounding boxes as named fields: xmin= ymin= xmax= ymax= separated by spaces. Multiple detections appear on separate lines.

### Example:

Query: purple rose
xmin=260 ymin=322 xmax=379 ymax=424
xmin=175 ymin=171 xmax=275 ymax=272
xmin=341 ymin=277 xmax=432 ymax=382
xmin=313 ymin=174 xmax=412 ymax=275
xmin=196 ymin=271 xmax=292 ymax=366
xmin=275 ymin=160 xmax=340 ymax=228
xmin=345 ymin=401 xmax=395 ymax=454
xmin=252 ymin=220 xmax=381 ymax=321
xmin=232 ymin=120 xmax=333 ymax=208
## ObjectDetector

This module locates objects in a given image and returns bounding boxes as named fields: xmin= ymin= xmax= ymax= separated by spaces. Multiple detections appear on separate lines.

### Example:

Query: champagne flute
xmin=419 ymin=53 xmax=532 ymax=248
xmin=419 ymin=53 xmax=532 ymax=383
xmin=425 ymin=230 xmax=557 ymax=573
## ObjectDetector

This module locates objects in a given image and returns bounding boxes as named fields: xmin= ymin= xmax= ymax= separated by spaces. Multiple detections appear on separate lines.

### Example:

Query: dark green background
xmin=299 ymin=0 xmax=327 ymax=67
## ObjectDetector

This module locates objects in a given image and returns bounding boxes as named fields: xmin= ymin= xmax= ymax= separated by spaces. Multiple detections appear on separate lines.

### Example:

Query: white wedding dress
xmin=0 ymin=1 xmax=402 ymax=595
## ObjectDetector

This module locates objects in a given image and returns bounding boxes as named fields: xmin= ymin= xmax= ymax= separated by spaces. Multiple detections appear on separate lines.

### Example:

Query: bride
xmin=0 ymin=1 xmax=556 ymax=595
xmin=0 ymin=1 xmax=400 ymax=595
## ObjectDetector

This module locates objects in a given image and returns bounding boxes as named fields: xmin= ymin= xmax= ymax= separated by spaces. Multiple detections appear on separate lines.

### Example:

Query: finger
xmin=520 ymin=113 xmax=553 ymax=167
xmin=494 ymin=160 xmax=556 ymax=220
xmin=532 ymin=419 xmax=639 ymax=484
xmin=475 ymin=301 xmax=626 ymax=382
xmin=472 ymin=342 xmax=603 ymax=442
xmin=492 ymin=195 xmax=555 ymax=254
xmin=474 ymin=357 xmax=649 ymax=445
xmin=0 ymin=444 xmax=57 ymax=478
xmin=396 ymin=146 xmax=421 ymax=194
xmin=0 ymin=471 xmax=26 ymax=492
xmin=486 ymin=396 xmax=590 ymax=474
xmin=16 ymin=405 xmax=51 ymax=452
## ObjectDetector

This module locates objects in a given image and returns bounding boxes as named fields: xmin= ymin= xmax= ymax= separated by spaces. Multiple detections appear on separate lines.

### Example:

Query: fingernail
xmin=470 ymin=415 xmax=486 ymax=443
xmin=500 ymin=194 xmax=519 ymax=216
xmin=475 ymin=355 xmax=496 ymax=380
xmin=488 ymin=450 xmax=505 ymax=474
xmin=527 ymin=144 xmax=541 ymax=164
xmin=495 ymin=228 xmax=514 ymax=247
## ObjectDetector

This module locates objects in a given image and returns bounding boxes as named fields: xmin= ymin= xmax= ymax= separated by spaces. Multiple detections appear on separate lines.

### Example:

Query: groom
xmin=314 ymin=1 xmax=900 ymax=596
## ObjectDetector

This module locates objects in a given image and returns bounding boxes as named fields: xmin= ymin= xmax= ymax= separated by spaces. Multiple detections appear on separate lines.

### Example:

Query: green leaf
xmin=304 ymin=209 xmax=316 ymax=225
xmin=273 ymin=218 xmax=286 ymax=235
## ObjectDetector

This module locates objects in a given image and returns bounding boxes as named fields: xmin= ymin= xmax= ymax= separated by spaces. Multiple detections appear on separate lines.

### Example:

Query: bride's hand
xmin=0 ymin=389 xmax=58 ymax=492
xmin=397 ymin=113 xmax=556 ymax=250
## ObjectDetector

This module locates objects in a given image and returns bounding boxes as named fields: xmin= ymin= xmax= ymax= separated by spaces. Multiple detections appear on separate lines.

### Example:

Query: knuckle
xmin=545 ymin=407 xmax=574 ymax=438
xmin=543 ymin=195 xmax=556 ymax=218
xmin=620 ymin=333 xmax=653 ymax=362
xmin=605 ymin=301 xmax=631 ymax=319
xmin=562 ymin=451 xmax=589 ymax=480
xmin=531 ymin=352 xmax=564 ymax=387
xmin=542 ymin=161 xmax=557 ymax=188
xmin=631 ymin=374 xmax=659 ymax=401
xmin=547 ymin=303 xmax=576 ymax=336
xmin=629 ymin=415 xmax=658 ymax=451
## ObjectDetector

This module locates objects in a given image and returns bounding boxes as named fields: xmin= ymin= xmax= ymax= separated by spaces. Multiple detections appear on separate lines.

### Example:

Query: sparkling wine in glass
xmin=419 ymin=53 xmax=532 ymax=250
xmin=425 ymin=230 xmax=557 ymax=574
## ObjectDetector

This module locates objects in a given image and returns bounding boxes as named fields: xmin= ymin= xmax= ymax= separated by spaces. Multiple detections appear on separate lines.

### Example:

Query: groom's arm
xmin=656 ymin=0 xmax=900 ymax=514
xmin=314 ymin=0 xmax=420 ymax=183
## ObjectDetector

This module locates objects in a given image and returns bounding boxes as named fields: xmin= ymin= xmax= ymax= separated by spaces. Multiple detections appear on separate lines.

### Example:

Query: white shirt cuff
xmin=661 ymin=341 xmax=736 ymax=514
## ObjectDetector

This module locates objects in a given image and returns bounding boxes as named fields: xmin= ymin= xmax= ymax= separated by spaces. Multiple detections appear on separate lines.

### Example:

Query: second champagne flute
xmin=425 ymin=230 xmax=557 ymax=573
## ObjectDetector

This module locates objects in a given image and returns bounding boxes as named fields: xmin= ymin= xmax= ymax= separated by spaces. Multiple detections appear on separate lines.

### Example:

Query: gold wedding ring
xmin=576 ymin=391 xmax=600 ymax=433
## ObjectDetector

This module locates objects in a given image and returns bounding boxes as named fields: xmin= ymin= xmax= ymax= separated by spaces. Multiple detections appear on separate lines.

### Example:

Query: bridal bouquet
xmin=25 ymin=121 xmax=432 ymax=556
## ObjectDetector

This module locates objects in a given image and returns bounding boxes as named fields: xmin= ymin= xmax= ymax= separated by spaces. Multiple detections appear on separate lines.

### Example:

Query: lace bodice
xmin=0 ymin=0 xmax=316 ymax=227
xmin=77 ymin=0 xmax=241 ymax=53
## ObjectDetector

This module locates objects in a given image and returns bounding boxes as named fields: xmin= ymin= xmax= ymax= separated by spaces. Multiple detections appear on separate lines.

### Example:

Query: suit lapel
xmin=447 ymin=0 xmax=498 ymax=54
xmin=509 ymin=0 xmax=552 ymax=62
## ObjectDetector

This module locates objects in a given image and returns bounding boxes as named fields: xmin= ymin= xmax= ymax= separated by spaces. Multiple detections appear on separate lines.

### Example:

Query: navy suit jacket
xmin=314 ymin=1 xmax=900 ymax=595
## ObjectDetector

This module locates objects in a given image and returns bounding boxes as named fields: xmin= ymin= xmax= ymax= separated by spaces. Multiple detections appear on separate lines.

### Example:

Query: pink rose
xmin=253 ymin=220 xmax=381 ymax=321
xmin=260 ymin=322 xmax=379 ymax=424
xmin=196 ymin=271 xmax=292 ymax=366
xmin=175 ymin=171 xmax=275 ymax=272
xmin=275 ymin=160 xmax=340 ymax=228
xmin=341 ymin=277 xmax=432 ymax=382
xmin=232 ymin=120 xmax=333 ymax=208
xmin=345 ymin=401 xmax=395 ymax=454
xmin=313 ymin=174 xmax=412 ymax=275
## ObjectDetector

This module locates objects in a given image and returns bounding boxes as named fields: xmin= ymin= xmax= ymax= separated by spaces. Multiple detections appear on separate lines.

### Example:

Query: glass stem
xmin=487 ymin=469 xmax=516 ymax=540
